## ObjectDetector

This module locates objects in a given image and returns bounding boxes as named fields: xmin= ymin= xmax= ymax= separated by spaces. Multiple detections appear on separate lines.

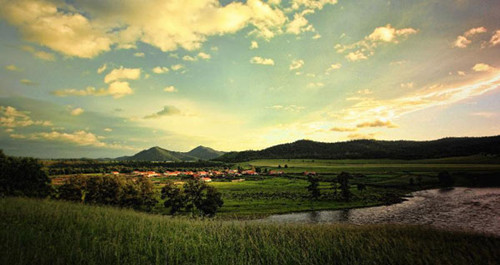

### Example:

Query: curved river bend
xmin=262 ymin=187 xmax=500 ymax=236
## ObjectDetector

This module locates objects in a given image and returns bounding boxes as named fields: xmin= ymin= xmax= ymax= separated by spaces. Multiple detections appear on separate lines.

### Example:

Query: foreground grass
xmin=2 ymin=198 xmax=499 ymax=265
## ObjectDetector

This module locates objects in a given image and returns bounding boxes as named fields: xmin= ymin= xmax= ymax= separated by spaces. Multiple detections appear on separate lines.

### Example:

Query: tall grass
xmin=1 ymin=197 xmax=499 ymax=265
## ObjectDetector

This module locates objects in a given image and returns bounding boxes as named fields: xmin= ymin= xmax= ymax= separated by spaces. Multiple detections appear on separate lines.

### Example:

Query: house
xmin=231 ymin=178 xmax=245 ymax=182
xmin=201 ymin=177 xmax=212 ymax=182
xmin=111 ymin=171 xmax=120 ymax=175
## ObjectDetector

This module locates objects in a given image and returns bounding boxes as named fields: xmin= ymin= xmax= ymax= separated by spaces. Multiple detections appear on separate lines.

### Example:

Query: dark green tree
xmin=183 ymin=179 xmax=224 ymax=216
xmin=337 ymin=172 xmax=352 ymax=202
xmin=161 ymin=181 xmax=185 ymax=214
xmin=0 ymin=151 xmax=50 ymax=197
xmin=306 ymin=175 xmax=321 ymax=201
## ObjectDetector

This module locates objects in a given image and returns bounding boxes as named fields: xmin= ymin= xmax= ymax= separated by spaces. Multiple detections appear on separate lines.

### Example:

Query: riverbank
xmin=262 ymin=187 xmax=500 ymax=237
xmin=1 ymin=197 xmax=499 ymax=265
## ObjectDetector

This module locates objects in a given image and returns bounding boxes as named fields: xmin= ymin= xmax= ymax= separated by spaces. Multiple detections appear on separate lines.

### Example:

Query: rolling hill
xmin=214 ymin=135 xmax=500 ymax=162
xmin=117 ymin=146 xmax=225 ymax=161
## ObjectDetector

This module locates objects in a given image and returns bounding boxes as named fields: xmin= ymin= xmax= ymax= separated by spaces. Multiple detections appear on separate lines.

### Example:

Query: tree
xmin=58 ymin=176 xmax=87 ymax=202
xmin=183 ymin=179 xmax=224 ymax=216
xmin=0 ymin=151 xmax=51 ymax=197
xmin=306 ymin=175 xmax=321 ymax=201
xmin=337 ymin=172 xmax=351 ymax=202
xmin=161 ymin=181 xmax=185 ymax=214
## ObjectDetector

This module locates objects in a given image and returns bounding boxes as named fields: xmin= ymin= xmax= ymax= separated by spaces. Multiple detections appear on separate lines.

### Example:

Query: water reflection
xmin=262 ymin=187 xmax=500 ymax=236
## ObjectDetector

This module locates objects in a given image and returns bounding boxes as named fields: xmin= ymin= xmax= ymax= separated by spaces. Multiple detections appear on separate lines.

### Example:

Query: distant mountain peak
xmin=117 ymin=145 xmax=225 ymax=161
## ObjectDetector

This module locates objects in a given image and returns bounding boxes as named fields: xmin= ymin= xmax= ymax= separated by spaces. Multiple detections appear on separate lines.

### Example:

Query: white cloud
xmin=70 ymin=107 xmax=84 ymax=116
xmin=289 ymin=59 xmax=304 ymax=70
xmin=250 ymin=56 xmax=275 ymax=65
xmin=336 ymin=24 xmax=417 ymax=61
xmin=104 ymin=128 xmax=113 ymax=132
xmin=0 ymin=106 xmax=51 ymax=128
xmin=134 ymin=52 xmax=145 ymax=57
xmin=457 ymin=71 xmax=466 ymax=76
xmin=312 ymin=33 xmax=321 ymax=39
xmin=286 ymin=12 xmax=314 ymax=35
xmin=345 ymin=51 xmax=368 ymax=62
xmin=400 ymin=82 xmax=414 ymax=88
xmin=20 ymin=79 xmax=37 ymax=86
xmin=291 ymin=0 xmax=338 ymax=10
xmin=182 ymin=55 xmax=197 ymax=61
xmin=104 ymin=67 xmax=141 ymax=83
xmin=472 ymin=63 xmax=494 ymax=72
xmin=453 ymin=35 xmax=471 ymax=48
xmin=164 ymin=86 xmax=178 ymax=93
xmin=250 ymin=41 xmax=259 ymax=49
xmin=489 ymin=30 xmax=500 ymax=47
xmin=464 ymin=27 xmax=487 ymax=37
xmin=197 ymin=52 xmax=211 ymax=60
xmin=97 ymin=64 xmax=107 ymax=74
xmin=21 ymin=45 xmax=55 ymax=61
xmin=171 ymin=64 xmax=185 ymax=71
xmin=53 ymin=81 xmax=133 ymax=99
xmin=306 ymin=82 xmax=324 ymax=89
xmin=0 ymin=0 xmax=290 ymax=58
xmin=454 ymin=27 xmax=488 ymax=48
xmin=326 ymin=63 xmax=342 ymax=72
xmin=267 ymin=105 xmax=305 ymax=112
xmin=152 ymin=66 xmax=169 ymax=74
xmin=5 ymin=65 xmax=23 ymax=72
xmin=357 ymin=89 xmax=372 ymax=95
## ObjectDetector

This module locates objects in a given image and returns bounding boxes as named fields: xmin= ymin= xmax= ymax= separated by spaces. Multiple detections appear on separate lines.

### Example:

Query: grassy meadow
xmin=2 ymin=197 xmax=499 ymax=265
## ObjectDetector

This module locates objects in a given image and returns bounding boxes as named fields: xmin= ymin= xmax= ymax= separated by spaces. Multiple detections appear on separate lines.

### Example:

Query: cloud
xmin=0 ymin=0 xmax=290 ymax=58
xmin=250 ymin=56 xmax=275 ymax=65
xmin=347 ymin=133 xmax=376 ymax=140
xmin=464 ymin=27 xmax=487 ymax=37
xmin=357 ymin=89 xmax=372 ymax=95
xmin=454 ymin=27 xmax=488 ymax=48
xmin=134 ymin=52 xmax=145 ymax=57
xmin=0 ymin=106 xmax=51 ymax=128
xmin=164 ymin=86 xmax=178 ymax=93
xmin=400 ymin=82 xmax=414 ymax=88
xmin=197 ymin=52 xmax=211 ymax=60
xmin=489 ymin=30 xmax=500 ymax=47
xmin=453 ymin=35 xmax=471 ymax=48
xmin=52 ymin=81 xmax=133 ymax=99
xmin=70 ymin=107 xmax=84 ymax=116
xmin=289 ymin=59 xmax=304 ymax=70
xmin=457 ymin=71 xmax=466 ymax=76
xmin=336 ymin=24 xmax=417 ymax=61
xmin=250 ymin=41 xmax=259 ymax=49
xmin=104 ymin=128 xmax=113 ymax=132
xmin=472 ymin=63 xmax=494 ymax=72
xmin=267 ymin=105 xmax=305 ymax=112
xmin=312 ymin=33 xmax=321 ymax=39
xmin=290 ymin=0 xmax=338 ymax=10
xmin=5 ymin=65 xmax=23 ymax=72
xmin=286 ymin=12 xmax=314 ymax=35
xmin=171 ymin=64 xmax=185 ymax=71
xmin=182 ymin=55 xmax=197 ymax=61
xmin=152 ymin=66 xmax=169 ymax=74
xmin=326 ymin=63 xmax=342 ymax=72
xmin=345 ymin=51 xmax=368 ymax=62
xmin=306 ymin=82 xmax=324 ymax=89
xmin=144 ymin=105 xmax=181 ymax=119
xmin=330 ymin=127 xmax=357 ymax=132
xmin=20 ymin=79 xmax=38 ymax=86
xmin=0 ymin=0 xmax=112 ymax=58
xmin=356 ymin=119 xmax=398 ymax=128
xmin=97 ymin=64 xmax=107 ymax=74
xmin=104 ymin=67 xmax=141 ymax=83
xmin=20 ymin=45 xmax=55 ymax=61
xmin=471 ymin=112 xmax=496 ymax=118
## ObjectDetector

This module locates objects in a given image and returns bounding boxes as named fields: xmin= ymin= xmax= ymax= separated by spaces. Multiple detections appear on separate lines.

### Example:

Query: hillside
xmin=186 ymin=145 xmax=225 ymax=160
xmin=117 ymin=146 xmax=224 ymax=161
xmin=2 ymin=197 xmax=499 ymax=265
xmin=215 ymin=135 xmax=500 ymax=162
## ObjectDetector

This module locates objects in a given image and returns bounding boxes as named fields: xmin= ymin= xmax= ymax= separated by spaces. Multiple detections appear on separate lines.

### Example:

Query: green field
xmin=2 ymin=197 xmax=499 ymax=265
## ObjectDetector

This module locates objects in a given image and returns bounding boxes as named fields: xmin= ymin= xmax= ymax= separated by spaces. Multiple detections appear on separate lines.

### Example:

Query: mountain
xmin=185 ymin=145 xmax=226 ymax=160
xmin=214 ymin=135 xmax=500 ymax=162
xmin=117 ymin=146 xmax=225 ymax=161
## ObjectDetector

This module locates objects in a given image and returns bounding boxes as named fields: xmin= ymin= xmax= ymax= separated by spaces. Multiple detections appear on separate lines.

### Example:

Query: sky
xmin=0 ymin=0 xmax=499 ymax=158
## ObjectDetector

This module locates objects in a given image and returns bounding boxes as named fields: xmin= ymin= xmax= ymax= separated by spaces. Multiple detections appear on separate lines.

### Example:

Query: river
xmin=262 ymin=187 xmax=500 ymax=236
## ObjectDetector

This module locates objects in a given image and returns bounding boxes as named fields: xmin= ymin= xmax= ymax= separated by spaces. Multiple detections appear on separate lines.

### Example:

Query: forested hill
xmin=214 ymin=136 xmax=500 ymax=162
